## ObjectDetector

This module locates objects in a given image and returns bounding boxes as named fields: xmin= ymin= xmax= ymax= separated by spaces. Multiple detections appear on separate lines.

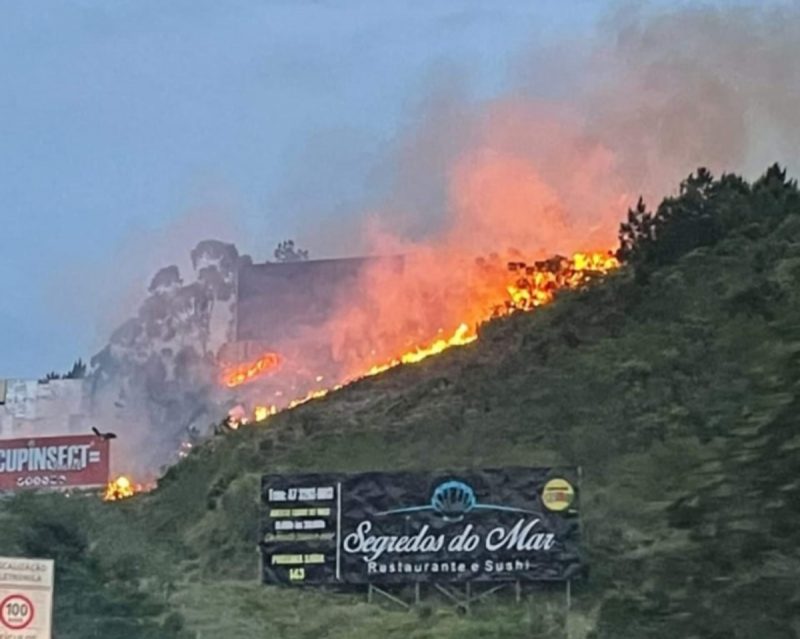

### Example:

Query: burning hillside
xmin=87 ymin=212 xmax=623 ymax=493
xmin=222 ymin=250 xmax=619 ymax=424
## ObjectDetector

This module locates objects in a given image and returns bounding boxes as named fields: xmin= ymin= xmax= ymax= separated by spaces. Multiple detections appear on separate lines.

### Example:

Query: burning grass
xmin=221 ymin=352 xmax=282 ymax=388
xmin=237 ymin=250 xmax=619 ymax=423
xmin=105 ymin=250 xmax=619 ymax=494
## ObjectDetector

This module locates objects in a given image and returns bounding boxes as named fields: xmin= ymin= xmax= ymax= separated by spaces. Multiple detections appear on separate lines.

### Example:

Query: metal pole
xmin=415 ymin=582 xmax=421 ymax=605
xmin=370 ymin=585 xmax=411 ymax=610
xmin=367 ymin=584 xmax=373 ymax=604
xmin=565 ymin=580 xmax=572 ymax=639
xmin=515 ymin=580 xmax=521 ymax=604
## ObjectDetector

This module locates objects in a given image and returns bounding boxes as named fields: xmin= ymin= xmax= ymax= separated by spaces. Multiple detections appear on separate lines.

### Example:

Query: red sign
xmin=0 ymin=435 xmax=110 ymax=492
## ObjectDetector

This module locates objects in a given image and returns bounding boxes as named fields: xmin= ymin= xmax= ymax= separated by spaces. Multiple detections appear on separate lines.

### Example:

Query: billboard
xmin=0 ymin=378 xmax=90 ymax=438
xmin=236 ymin=257 xmax=403 ymax=343
xmin=0 ymin=434 xmax=110 ymax=492
xmin=0 ymin=556 xmax=54 ymax=638
xmin=260 ymin=468 xmax=582 ymax=585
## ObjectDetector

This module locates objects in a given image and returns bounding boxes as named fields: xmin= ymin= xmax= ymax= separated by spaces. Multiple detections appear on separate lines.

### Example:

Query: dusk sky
xmin=0 ymin=0 xmax=742 ymax=377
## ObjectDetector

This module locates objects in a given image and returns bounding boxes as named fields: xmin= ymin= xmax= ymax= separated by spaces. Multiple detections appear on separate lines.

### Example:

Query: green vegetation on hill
xmin=2 ymin=165 xmax=800 ymax=638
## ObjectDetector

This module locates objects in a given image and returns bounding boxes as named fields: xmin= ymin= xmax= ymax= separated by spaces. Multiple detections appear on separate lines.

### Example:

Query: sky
xmin=0 ymin=0 xmax=722 ymax=378
xmin=0 ymin=0 xmax=615 ymax=378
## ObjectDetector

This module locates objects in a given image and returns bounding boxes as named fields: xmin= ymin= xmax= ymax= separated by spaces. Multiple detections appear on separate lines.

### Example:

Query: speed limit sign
xmin=0 ymin=594 xmax=35 ymax=629
xmin=0 ymin=557 xmax=53 ymax=638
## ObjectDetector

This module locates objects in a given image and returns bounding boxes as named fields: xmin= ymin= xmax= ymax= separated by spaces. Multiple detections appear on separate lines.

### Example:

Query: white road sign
xmin=0 ymin=557 xmax=53 ymax=639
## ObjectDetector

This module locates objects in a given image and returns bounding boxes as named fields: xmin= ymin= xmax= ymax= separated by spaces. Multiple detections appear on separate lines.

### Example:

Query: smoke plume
xmin=94 ymin=2 xmax=800 ymax=478
xmin=333 ymin=3 xmax=800 ymax=255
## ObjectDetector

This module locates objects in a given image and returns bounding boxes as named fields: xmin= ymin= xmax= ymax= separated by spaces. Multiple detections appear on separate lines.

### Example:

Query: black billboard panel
xmin=260 ymin=468 xmax=582 ymax=585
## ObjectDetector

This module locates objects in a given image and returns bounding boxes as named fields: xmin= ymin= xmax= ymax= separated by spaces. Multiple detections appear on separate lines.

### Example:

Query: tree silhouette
xmin=65 ymin=358 xmax=87 ymax=379
xmin=617 ymin=196 xmax=653 ymax=264
xmin=617 ymin=165 xmax=798 ymax=274
xmin=273 ymin=240 xmax=309 ymax=263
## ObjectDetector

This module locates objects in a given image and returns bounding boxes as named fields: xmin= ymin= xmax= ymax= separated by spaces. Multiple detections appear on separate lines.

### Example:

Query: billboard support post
xmin=469 ymin=583 xmax=507 ymax=607
xmin=365 ymin=584 xmax=410 ymax=610
xmin=432 ymin=582 xmax=508 ymax=614
xmin=565 ymin=579 xmax=572 ymax=639
xmin=434 ymin=584 xmax=464 ymax=611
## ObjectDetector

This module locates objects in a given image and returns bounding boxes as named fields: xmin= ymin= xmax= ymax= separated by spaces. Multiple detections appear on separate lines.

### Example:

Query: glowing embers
xmin=220 ymin=352 xmax=282 ymax=388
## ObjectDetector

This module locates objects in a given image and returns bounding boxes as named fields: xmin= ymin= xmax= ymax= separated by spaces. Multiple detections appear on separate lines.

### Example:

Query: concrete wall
xmin=0 ymin=378 xmax=91 ymax=439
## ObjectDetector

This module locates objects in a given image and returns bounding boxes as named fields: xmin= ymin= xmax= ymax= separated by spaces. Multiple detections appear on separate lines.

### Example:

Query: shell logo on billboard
xmin=541 ymin=478 xmax=575 ymax=512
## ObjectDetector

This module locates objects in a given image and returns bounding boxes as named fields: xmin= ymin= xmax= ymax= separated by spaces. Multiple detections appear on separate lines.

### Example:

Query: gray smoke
xmin=91 ymin=2 xmax=800 ymax=477
xmin=294 ymin=3 xmax=800 ymax=254
xmin=584 ymin=2 xmax=800 ymax=201
xmin=89 ymin=240 xmax=247 ymax=477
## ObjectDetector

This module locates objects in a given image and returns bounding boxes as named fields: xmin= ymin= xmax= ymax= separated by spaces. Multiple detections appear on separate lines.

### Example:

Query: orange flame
xmin=103 ymin=475 xmax=136 ymax=501
xmin=359 ymin=251 xmax=617 ymax=376
xmin=287 ymin=387 xmax=337 ymax=409
xmin=364 ymin=322 xmax=477 ymax=377
xmin=254 ymin=404 xmax=278 ymax=422
xmin=503 ymin=251 xmax=619 ymax=313
xmin=244 ymin=250 xmax=618 ymax=425
xmin=252 ymin=388 xmax=337 ymax=422
xmin=221 ymin=352 xmax=282 ymax=388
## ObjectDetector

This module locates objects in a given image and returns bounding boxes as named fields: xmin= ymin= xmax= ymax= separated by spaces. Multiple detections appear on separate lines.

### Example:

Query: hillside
xmin=2 ymin=166 xmax=800 ymax=638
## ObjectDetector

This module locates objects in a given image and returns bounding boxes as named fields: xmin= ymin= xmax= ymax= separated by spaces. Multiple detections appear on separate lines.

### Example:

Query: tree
xmin=616 ymin=167 xmax=781 ymax=272
xmin=617 ymin=196 xmax=654 ymax=264
xmin=65 ymin=359 xmax=87 ymax=379
xmin=0 ymin=495 xmax=192 ymax=639
xmin=39 ymin=359 xmax=88 ymax=382
xmin=273 ymin=239 xmax=309 ymax=263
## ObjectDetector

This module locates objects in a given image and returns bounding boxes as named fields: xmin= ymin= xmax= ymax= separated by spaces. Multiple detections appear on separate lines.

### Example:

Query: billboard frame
xmin=260 ymin=467 xmax=584 ymax=592
xmin=0 ymin=434 xmax=111 ymax=494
